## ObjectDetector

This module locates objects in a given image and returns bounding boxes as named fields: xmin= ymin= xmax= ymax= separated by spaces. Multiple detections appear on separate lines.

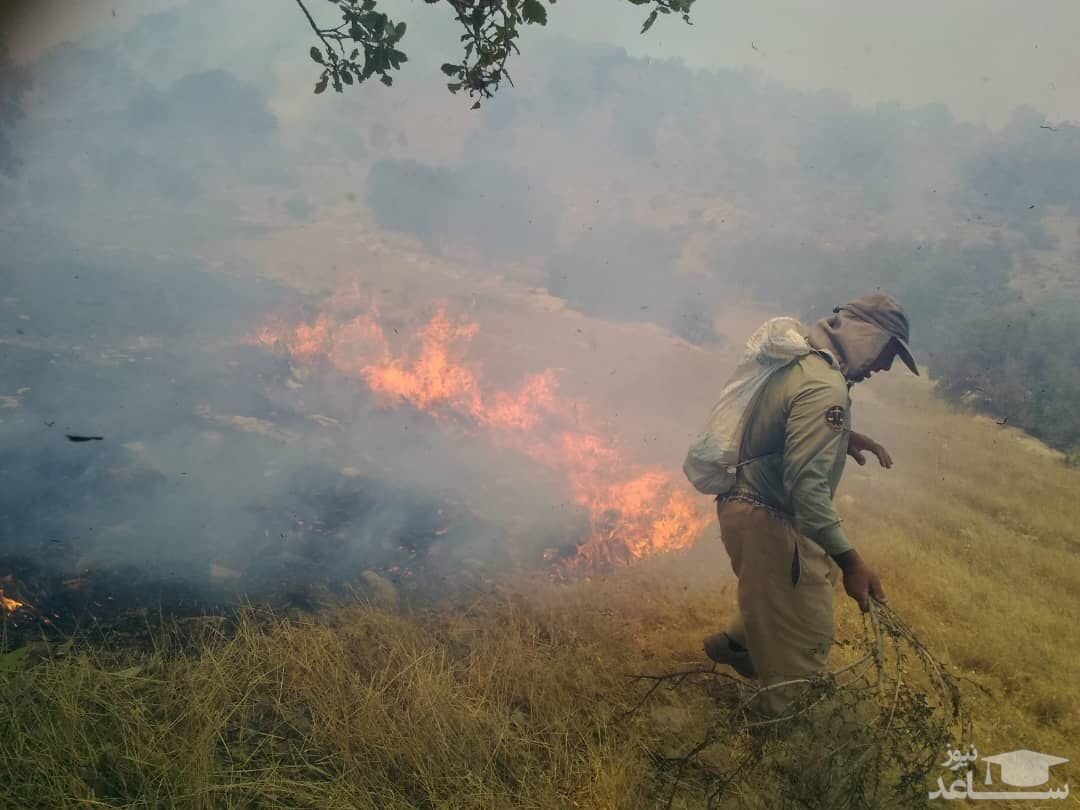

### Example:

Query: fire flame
xmin=1 ymin=589 xmax=25 ymax=612
xmin=252 ymin=299 xmax=710 ymax=570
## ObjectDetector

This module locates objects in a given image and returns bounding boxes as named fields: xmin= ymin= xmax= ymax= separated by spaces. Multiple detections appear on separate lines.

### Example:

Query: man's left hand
xmin=847 ymin=431 xmax=893 ymax=469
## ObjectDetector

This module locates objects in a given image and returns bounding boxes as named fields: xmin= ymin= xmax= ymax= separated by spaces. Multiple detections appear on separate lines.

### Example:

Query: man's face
xmin=850 ymin=339 xmax=897 ymax=383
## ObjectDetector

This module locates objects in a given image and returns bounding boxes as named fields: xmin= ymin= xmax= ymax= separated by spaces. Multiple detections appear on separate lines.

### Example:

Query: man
xmin=703 ymin=294 xmax=919 ymax=716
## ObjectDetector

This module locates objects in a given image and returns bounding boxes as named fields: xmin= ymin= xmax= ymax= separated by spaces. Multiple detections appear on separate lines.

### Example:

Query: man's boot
xmin=703 ymin=631 xmax=757 ymax=679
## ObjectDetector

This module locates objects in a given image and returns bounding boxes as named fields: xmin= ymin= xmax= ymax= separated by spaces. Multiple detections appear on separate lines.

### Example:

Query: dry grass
xmin=2 ymin=377 xmax=1078 ymax=808
xmin=0 ymin=560 xmax=735 ymax=810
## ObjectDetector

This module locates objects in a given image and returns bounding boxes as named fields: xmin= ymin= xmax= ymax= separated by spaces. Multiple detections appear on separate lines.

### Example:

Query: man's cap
xmin=981 ymin=749 xmax=1069 ymax=788
xmin=834 ymin=293 xmax=919 ymax=376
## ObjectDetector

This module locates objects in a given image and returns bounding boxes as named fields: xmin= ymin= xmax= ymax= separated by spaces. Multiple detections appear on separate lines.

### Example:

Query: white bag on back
xmin=683 ymin=316 xmax=812 ymax=495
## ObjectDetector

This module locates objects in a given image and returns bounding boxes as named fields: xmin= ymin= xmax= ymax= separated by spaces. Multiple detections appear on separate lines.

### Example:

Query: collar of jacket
xmin=810 ymin=347 xmax=841 ymax=370
xmin=808 ymin=347 xmax=853 ymax=390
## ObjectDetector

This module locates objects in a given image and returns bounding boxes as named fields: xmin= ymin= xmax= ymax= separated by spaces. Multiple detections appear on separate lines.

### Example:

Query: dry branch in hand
xmin=624 ymin=601 xmax=968 ymax=808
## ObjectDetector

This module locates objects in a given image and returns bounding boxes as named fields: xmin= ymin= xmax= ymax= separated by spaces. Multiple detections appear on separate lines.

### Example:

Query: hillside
xmin=2 ymin=374 xmax=1076 ymax=808
xmin=3 ymin=5 xmax=1079 ymax=806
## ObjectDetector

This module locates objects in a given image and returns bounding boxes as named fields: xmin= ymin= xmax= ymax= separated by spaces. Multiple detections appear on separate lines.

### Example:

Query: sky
xmin=550 ymin=0 xmax=1080 ymax=128
xmin=5 ymin=0 xmax=1080 ymax=127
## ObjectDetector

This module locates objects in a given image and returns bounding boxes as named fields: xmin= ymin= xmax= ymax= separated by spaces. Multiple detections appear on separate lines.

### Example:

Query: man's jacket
xmin=724 ymin=350 xmax=852 ymax=555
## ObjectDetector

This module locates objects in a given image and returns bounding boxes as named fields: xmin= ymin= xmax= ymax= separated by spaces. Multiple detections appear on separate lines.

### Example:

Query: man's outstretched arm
xmin=847 ymin=431 xmax=893 ymax=468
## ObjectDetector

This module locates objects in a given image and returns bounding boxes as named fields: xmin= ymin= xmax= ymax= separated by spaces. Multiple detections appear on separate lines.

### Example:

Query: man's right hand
xmin=831 ymin=548 xmax=887 ymax=612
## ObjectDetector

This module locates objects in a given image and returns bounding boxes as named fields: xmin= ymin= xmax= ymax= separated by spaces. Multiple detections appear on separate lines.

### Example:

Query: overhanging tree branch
xmin=295 ymin=0 xmax=696 ymax=106
xmin=294 ymin=0 xmax=333 ymax=52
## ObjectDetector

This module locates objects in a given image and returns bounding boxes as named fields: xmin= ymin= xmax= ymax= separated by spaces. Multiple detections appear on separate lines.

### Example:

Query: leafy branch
xmin=630 ymin=0 xmax=695 ymax=35
xmin=295 ymin=0 xmax=696 ymax=106
xmin=296 ymin=0 xmax=409 ymax=94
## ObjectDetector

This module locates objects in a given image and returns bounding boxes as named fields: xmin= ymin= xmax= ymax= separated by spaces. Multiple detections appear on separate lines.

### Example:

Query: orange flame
xmin=252 ymin=299 xmax=710 ymax=570
xmin=1 ymin=589 xmax=25 ymax=612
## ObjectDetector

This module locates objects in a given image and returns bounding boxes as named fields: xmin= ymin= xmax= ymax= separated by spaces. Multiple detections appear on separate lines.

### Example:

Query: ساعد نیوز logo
xmin=929 ymin=744 xmax=1069 ymax=801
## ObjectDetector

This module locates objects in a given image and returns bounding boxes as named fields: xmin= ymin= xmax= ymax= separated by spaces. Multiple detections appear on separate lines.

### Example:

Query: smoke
xmin=1 ymin=0 xmax=1078 ymax=610
xmin=1 ymin=255 xmax=605 ymax=603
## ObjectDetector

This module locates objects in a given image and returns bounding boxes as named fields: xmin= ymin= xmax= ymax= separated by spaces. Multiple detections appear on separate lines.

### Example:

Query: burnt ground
xmin=1 ymin=257 xmax=591 ymax=651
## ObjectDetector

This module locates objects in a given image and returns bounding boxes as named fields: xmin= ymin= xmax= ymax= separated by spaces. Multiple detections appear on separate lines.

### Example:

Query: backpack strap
xmin=729 ymin=451 xmax=778 ymax=473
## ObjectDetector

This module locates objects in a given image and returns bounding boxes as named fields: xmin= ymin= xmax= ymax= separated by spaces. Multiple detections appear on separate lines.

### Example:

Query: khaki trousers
xmin=718 ymin=498 xmax=838 ymax=716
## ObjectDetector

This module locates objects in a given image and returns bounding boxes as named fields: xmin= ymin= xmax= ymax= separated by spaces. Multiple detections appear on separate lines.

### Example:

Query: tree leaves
xmin=521 ymin=0 xmax=548 ymax=25
xmin=299 ymin=0 xmax=695 ymax=105
xmin=298 ymin=0 xmax=410 ymax=95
